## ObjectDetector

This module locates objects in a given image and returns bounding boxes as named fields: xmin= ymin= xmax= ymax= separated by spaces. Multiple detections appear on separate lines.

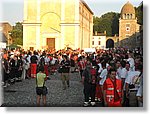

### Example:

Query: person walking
xmin=103 ymin=68 xmax=123 ymax=107
xmin=36 ymin=65 xmax=48 ymax=106
xmin=60 ymin=55 xmax=70 ymax=90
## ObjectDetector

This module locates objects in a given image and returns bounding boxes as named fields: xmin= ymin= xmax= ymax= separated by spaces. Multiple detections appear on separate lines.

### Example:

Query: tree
xmin=93 ymin=12 xmax=120 ymax=36
xmin=135 ymin=2 xmax=143 ymax=25
xmin=10 ymin=22 xmax=23 ymax=45
xmin=93 ymin=16 xmax=101 ymax=33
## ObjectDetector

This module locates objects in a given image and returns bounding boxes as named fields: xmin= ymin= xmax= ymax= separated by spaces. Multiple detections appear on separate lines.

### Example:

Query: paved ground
xmin=1 ymin=71 xmax=137 ymax=107
xmin=2 ymin=72 xmax=86 ymax=107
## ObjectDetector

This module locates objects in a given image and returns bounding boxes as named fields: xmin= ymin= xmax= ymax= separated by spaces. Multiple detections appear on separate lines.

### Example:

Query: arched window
xmin=127 ymin=14 xmax=130 ymax=19
xmin=124 ymin=14 xmax=127 ymax=19
xmin=130 ymin=14 xmax=132 ymax=19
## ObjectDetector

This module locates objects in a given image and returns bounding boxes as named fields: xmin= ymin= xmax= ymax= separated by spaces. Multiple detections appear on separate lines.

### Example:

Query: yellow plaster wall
xmin=79 ymin=1 xmax=93 ymax=48
xmin=40 ymin=13 xmax=60 ymax=33
xmin=24 ymin=26 xmax=36 ymax=48
xmin=64 ymin=0 xmax=75 ymax=23
xmin=40 ymin=0 xmax=61 ymax=18
xmin=27 ymin=0 xmax=37 ymax=22
xmin=64 ymin=26 xmax=75 ymax=48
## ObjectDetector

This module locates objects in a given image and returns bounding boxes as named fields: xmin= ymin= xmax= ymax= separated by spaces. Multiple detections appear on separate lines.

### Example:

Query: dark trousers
xmin=80 ymin=70 xmax=84 ymax=79
xmin=123 ymin=91 xmax=129 ymax=107
xmin=84 ymin=83 xmax=96 ymax=102
xmin=4 ymin=72 xmax=9 ymax=82
xmin=90 ymin=84 xmax=96 ymax=102
xmin=16 ymin=70 xmax=22 ymax=78
xmin=10 ymin=68 xmax=18 ymax=79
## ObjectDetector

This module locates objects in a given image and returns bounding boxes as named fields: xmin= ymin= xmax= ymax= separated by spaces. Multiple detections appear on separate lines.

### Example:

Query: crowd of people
xmin=0 ymin=47 xmax=143 ymax=107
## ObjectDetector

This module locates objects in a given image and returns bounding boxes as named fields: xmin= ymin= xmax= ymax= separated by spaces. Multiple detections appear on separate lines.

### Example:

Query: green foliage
xmin=10 ymin=22 xmax=23 ymax=45
xmin=93 ymin=12 xmax=120 ymax=36
xmin=13 ymin=38 xmax=23 ymax=45
xmin=135 ymin=2 xmax=143 ymax=25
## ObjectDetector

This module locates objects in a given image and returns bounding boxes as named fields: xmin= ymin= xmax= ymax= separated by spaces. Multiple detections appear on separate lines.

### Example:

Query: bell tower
xmin=119 ymin=1 xmax=137 ymax=42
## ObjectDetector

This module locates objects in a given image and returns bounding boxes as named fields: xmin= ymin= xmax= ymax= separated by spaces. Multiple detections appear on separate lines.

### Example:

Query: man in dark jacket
xmin=82 ymin=60 xmax=97 ymax=106
xmin=60 ymin=55 xmax=70 ymax=90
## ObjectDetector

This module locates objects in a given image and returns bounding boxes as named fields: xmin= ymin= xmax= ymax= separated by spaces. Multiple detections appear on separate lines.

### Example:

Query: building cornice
xmin=80 ymin=0 xmax=94 ymax=15
xmin=60 ymin=23 xmax=80 ymax=26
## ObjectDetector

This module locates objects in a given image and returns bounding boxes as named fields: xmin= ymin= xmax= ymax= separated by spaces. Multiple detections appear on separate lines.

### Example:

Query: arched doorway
xmin=106 ymin=39 xmax=114 ymax=48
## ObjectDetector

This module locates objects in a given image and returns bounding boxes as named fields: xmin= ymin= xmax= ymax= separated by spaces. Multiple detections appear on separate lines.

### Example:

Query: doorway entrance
xmin=106 ymin=39 xmax=114 ymax=48
xmin=47 ymin=38 xmax=55 ymax=49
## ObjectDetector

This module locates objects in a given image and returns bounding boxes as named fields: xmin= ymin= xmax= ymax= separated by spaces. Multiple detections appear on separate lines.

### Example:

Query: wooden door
xmin=47 ymin=38 xmax=55 ymax=49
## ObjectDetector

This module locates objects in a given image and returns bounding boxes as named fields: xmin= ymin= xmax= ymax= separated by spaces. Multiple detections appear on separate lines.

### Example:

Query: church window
xmin=126 ymin=23 xmax=130 ymax=31
xmin=98 ymin=41 xmax=101 ymax=45
xmin=124 ymin=14 xmax=126 ymax=19
xmin=126 ymin=27 xmax=130 ymax=31
xmin=130 ymin=14 xmax=132 ymax=19
xmin=92 ymin=41 xmax=94 ymax=45
xmin=126 ymin=24 xmax=130 ymax=27
xmin=127 ymin=14 xmax=130 ymax=19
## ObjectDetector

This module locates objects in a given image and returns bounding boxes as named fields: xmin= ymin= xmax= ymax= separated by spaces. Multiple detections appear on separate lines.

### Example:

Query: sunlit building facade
xmin=23 ymin=0 xmax=93 ymax=51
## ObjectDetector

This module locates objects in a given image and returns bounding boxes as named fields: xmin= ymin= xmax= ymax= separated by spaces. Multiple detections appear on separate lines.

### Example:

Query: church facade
xmin=23 ymin=0 xmax=93 ymax=51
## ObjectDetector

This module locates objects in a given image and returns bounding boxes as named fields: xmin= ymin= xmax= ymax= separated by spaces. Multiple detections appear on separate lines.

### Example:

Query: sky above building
xmin=0 ymin=0 xmax=143 ymax=26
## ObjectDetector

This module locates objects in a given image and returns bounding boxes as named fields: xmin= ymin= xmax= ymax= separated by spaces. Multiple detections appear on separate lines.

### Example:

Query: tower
xmin=119 ymin=1 xmax=140 ymax=47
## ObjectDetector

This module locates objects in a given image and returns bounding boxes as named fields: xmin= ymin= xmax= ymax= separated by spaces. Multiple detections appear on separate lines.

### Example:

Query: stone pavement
xmin=1 ymin=71 xmax=137 ymax=107
xmin=2 ymin=72 xmax=86 ymax=107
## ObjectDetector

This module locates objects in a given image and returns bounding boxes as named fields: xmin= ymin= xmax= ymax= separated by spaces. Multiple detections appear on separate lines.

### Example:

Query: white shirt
xmin=98 ymin=63 xmax=103 ymax=74
xmin=116 ymin=67 xmax=122 ymax=79
xmin=125 ymin=71 xmax=141 ymax=90
xmin=136 ymin=75 xmax=143 ymax=97
xmin=136 ymin=84 xmax=142 ymax=97
xmin=51 ymin=57 xmax=57 ymax=65
xmin=127 ymin=57 xmax=135 ymax=69
xmin=121 ymin=68 xmax=131 ymax=90
xmin=45 ymin=57 xmax=50 ymax=65
xmin=121 ymin=68 xmax=128 ymax=79
xmin=27 ymin=55 xmax=31 ymax=64
xmin=99 ymin=69 xmax=108 ymax=85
